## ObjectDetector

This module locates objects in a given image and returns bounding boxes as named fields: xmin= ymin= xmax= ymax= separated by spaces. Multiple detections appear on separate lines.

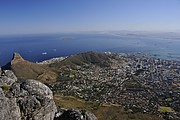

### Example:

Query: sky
xmin=0 ymin=0 xmax=180 ymax=35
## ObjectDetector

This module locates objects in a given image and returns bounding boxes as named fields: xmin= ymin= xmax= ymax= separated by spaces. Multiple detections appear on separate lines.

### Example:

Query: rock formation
xmin=0 ymin=68 xmax=17 ymax=85
xmin=2 ymin=52 xmax=57 ymax=84
xmin=11 ymin=52 xmax=26 ymax=64
xmin=55 ymin=108 xmax=97 ymax=120
xmin=0 ymin=69 xmax=97 ymax=120
xmin=0 ymin=69 xmax=57 ymax=120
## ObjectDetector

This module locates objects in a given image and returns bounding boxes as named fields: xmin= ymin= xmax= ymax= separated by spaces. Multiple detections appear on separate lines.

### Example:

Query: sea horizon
xmin=0 ymin=32 xmax=180 ymax=66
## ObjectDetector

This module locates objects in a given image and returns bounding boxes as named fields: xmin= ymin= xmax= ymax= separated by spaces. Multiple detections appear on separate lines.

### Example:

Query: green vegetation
xmin=165 ymin=98 xmax=172 ymax=102
xmin=54 ymin=94 xmax=101 ymax=110
xmin=1 ymin=84 xmax=10 ymax=91
xmin=50 ymin=52 xmax=111 ymax=68
xmin=13 ymin=62 xmax=57 ymax=83
xmin=123 ymin=80 xmax=143 ymax=90
xmin=159 ymin=106 xmax=175 ymax=113
xmin=7 ymin=53 xmax=58 ymax=84
xmin=8 ymin=52 xmax=113 ymax=85
xmin=172 ymin=89 xmax=180 ymax=93
xmin=54 ymin=94 xmax=163 ymax=120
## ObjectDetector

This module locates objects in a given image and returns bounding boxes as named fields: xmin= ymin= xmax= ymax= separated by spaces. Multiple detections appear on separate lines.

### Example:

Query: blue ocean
xmin=0 ymin=33 xmax=180 ymax=66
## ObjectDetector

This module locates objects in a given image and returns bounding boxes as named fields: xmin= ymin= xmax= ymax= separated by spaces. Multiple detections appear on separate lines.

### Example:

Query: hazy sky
xmin=0 ymin=0 xmax=180 ymax=34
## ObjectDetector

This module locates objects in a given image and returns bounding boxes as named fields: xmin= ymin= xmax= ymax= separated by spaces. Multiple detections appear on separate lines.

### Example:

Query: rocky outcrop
xmin=1 ymin=53 xmax=26 ymax=70
xmin=55 ymin=108 xmax=97 ymax=120
xmin=0 ymin=69 xmax=17 ymax=85
xmin=2 ymin=52 xmax=58 ymax=84
xmin=11 ymin=52 xmax=26 ymax=64
xmin=0 ymin=70 xmax=57 ymax=120
xmin=9 ymin=79 xmax=57 ymax=120
xmin=0 ymin=69 xmax=21 ymax=120
xmin=0 ymin=88 xmax=21 ymax=120
xmin=20 ymin=79 xmax=53 ymax=99
xmin=0 ymin=69 xmax=97 ymax=120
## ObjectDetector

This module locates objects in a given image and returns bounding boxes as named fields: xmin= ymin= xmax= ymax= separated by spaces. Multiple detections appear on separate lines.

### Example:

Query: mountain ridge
xmin=0 ymin=52 xmax=168 ymax=120
xmin=2 ymin=52 xmax=57 ymax=84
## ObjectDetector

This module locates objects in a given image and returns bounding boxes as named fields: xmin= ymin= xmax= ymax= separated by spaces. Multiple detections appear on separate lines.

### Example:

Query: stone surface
xmin=0 ymin=72 xmax=57 ymax=120
xmin=84 ymin=111 xmax=97 ymax=120
xmin=0 ymin=88 xmax=21 ymax=120
xmin=55 ymin=108 xmax=97 ymax=120
xmin=12 ymin=79 xmax=57 ymax=120
xmin=0 ymin=70 xmax=17 ymax=85
xmin=8 ymin=98 xmax=21 ymax=120
xmin=21 ymin=79 xmax=53 ymax=99
xmin=0 ymin=69 xmax=97 ymax=120
xmin=0 ymin=88 xmax=12 ymax=120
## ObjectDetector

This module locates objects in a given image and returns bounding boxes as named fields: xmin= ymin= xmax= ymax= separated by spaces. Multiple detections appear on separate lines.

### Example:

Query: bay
xmin=0 ymin=33 xmax=180 ymax=66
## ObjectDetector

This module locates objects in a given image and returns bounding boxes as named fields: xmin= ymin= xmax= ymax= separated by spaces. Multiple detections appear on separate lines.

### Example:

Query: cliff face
xmin=0 ymin=68 xmax=97 ymax=120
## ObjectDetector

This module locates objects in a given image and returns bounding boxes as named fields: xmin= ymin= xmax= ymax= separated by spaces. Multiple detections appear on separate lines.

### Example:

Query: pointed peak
xmin=13 ymin=52 xmax=23 ymax=59
xmin=11 ymin=52 xmax=25 ymax=64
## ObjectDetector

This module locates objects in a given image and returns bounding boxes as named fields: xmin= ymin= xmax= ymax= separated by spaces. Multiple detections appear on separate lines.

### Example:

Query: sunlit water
xmin=0 ymin=33 xmax=180 ymax=66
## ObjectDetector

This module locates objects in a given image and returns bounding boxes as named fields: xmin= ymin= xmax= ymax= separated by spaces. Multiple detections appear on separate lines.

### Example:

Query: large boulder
xmin=10 ymin=79 xmax=57 ymax=120
xmin=0 ymin=69 xmax=97 ymax=120
xmin=20 ymin=79 xmax=53 ymax=99
xmin=0 ymin=75 xmax=57 ymax=120
xmin=55 ymin=108 xmax=97 ymax=120
xmin=0 ymin=88 xmax=12 ymax=120
xmin=0 ymin=88 xmax=21 ymax=120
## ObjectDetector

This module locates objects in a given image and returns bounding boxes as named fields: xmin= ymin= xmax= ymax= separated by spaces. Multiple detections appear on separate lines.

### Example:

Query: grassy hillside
xmin=3 ymin=53 xmax=57 ymax=84
xmin=2 ymin=52 xmax=114 ymax=84
xmin=2 ymin=52 xmax=165 ymax=120
xmin=50 ymin=52 xmax=111 ymax=68
xmin=54 ymin=94 xmax=163 ymax=120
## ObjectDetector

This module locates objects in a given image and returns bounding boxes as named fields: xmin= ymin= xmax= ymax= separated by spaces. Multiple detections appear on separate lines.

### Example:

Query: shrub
xmin=1 ymin=84 xmax=10 ymax=91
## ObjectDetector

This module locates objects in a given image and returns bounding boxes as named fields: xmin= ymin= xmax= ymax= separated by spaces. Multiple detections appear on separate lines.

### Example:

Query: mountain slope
xmin=2 ymin=52 xmax=113 ymax=84
xmin=3 ymin=53 xmax=57 ymax=84
xmin=50 ymin=52 xmax=112 ymax=68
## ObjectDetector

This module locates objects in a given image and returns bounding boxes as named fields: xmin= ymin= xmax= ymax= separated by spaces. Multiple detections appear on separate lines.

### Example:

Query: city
xmin=51 ymin=52 xmax=180 ymax=119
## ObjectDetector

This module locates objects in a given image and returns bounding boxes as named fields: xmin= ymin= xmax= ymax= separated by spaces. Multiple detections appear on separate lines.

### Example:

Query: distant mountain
xmin=2 ymin=52 xmax=113 ymax=84
xmin=1 ymin=52 xmax=167 ymax=120
xmin=2 ymin=53 xmax=57 ymax=84
xmin=50 ymin=51 xmax=112 ymax=68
